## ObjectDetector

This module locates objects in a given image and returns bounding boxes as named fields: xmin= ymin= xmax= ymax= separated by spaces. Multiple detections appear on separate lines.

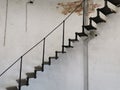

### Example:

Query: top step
xmin=108 ymin=0 xmax=120 ymax=7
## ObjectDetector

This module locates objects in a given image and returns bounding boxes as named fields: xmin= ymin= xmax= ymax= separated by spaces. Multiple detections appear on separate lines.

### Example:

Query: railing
xmin=0 ymin=0 xmax=85 ymax=90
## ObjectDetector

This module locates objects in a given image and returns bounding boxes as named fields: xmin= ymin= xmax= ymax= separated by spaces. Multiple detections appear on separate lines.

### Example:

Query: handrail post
xmin=19 ymin=56 xmax=23 ymax=90
xmin=62 ymin=20 xmax=65 ymax=53
xmin=82 ymin=0 xmax=88 ymax=33
xmin=82 ymin=0 xmax=85 ymax=33
xmin=105 ymin=0 xmax=107 ymax=6
xmin=42 ymin=38 xmax=46 ymax=72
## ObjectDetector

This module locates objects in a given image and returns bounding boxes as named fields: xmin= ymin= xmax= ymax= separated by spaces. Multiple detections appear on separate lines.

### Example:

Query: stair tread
xmin=35 ymin=66 xmax=42 ymax=71
xmin=69 ymin=39 xmax=79 ymax=41
xmin=6 ymin=86 xmax=18 ymax=90
xmin=99 ymin=6 xmax=116 ymax=15
xmin=63 ymin=45 xmax=73 ymax=48
xmin=49 ymin=56 xmax=56 ymax=59
xmin=50 ymin=55 xmax=58 ymax=59
xmin=56 ymin=51 xmax=63 ymax=53
xmin=84 ymin=25 xmax=97 ymax=31
xmin=26 ymin=72 xmax=35 ymax=78
xmin=44 ymin=61 xmax=50 ymax=65
xmin=91 ymin=16 xmax=106 ymax=23
xmin=56 ymin=51 xmax=66 ymax=53
xmin=77 ymin=32 xmax=88 ymax=37
xmin=108 ymin=0 xmax=120 ymax=7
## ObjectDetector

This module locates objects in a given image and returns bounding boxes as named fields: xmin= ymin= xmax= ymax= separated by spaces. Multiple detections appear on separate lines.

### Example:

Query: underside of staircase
xmin=1 ymin=0 xmax=120 ymax=90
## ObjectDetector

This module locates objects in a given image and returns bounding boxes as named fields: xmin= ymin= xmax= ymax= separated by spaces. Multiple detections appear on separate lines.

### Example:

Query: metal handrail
xmin=0 ymin=1 xmax=84 ymax=78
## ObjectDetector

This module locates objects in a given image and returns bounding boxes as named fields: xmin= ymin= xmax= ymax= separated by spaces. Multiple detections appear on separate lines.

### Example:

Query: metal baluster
xmin=105 ymin=0 xmax=108 ymax=7
xmin=19 ymin=56 xmax=23 ymax=90
xmin=82 ymin=0 xmax=85 ymax=33
xmin=62 ymin=20 xmax=65 ymax=53
xmin=42 ymin=38 xmax=46 ymax=71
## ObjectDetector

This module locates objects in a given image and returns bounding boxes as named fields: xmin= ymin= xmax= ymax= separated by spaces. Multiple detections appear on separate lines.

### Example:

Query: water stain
xmin=57 ymin=0 xmax=100 ymax=15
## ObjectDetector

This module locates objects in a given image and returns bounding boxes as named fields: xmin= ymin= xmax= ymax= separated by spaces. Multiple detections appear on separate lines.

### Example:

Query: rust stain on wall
xmin=57 ymin=0 xmax=100 ymax=15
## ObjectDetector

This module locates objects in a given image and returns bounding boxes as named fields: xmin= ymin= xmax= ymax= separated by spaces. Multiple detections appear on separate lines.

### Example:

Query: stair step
xmin=56 ymin=51 xmax=64 ymax=53
xmin=56 ymin=50 xmax=66 ymax=54
xmin=6 ymin=86 xmax=18 ymax=90
xmin=69 ymin=39 xmax=79 ymax=42
xmin=91 ymin=16 xmax=106 ymax=24
xmin=26 ymin=72 xmax=36 ymax=78
xmin=49 ymin=56 xmax=57 ymax=59
xmin=63 ymin=45 xmax=73 ymax=48
xmin=108 ymin=0 xmax=120 ymax=7
xmin=16 ymin=79 xmax=28 ymax=86
xmin=84 ymin=25 xmax=97 ymax=31
xmin=34 ymin=66 xmax=42 ymax=71
xmin=99 ymin=6 xmax=116 ymax=15
xmin=76 ymin=32 xmax=88 ymax=37
xmin=44 ymin=61 xmax=50 ymax=65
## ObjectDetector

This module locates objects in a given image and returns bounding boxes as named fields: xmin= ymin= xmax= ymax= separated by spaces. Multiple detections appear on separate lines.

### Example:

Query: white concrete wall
xmin=23 ymin=2 xmax=120 ymax=90
xmin=0 ymin=0 xmax=120 ymax=90
xmin=22 ymin=39 xmax=84 ymax=90
xmin=89 ymin=7 xmax=120 ymax=90
xmin=0 ymin=0 xmax=83 ymax=89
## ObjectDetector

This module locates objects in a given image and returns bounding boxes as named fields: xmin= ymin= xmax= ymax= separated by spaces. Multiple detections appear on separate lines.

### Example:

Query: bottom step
xmin=6 ymin=86 xmax=18 ymax=90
